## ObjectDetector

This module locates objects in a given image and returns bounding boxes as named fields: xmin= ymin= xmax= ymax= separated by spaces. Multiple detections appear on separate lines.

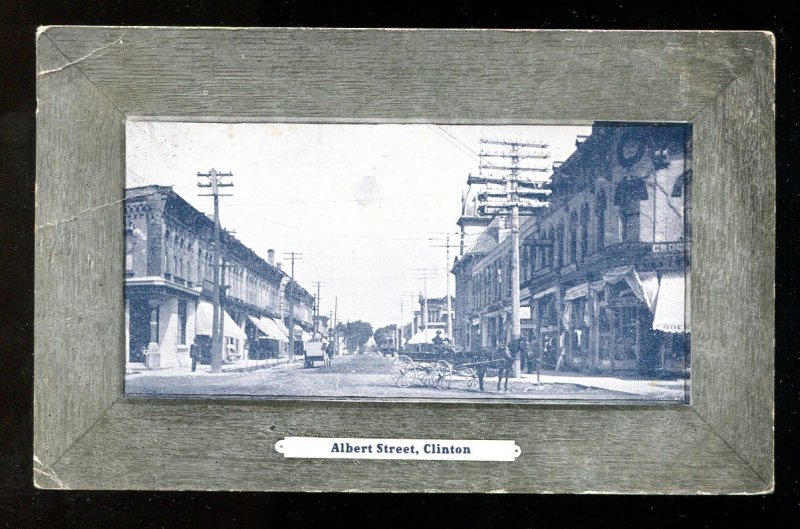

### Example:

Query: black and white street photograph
xmin=124 ymin=121 xmax=691 ymax=401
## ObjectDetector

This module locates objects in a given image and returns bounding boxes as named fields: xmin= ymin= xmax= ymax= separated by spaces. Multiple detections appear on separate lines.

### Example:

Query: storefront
xmin=194 ymin=301 xmax=247 ymax=363
xmin=532 ymin=286 xmax=560 ymax=369
xmin=246 ymin=315 xmax=289 ymax=359
xmin=530 ymin=266 xmax=689 ymax=376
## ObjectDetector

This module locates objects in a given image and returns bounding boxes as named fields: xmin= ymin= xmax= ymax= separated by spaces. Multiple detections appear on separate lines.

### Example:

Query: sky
xmin=126 ymin=122 xmax=591 ymax=328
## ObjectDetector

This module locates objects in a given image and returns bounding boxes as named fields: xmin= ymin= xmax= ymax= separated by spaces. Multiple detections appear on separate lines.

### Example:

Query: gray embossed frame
xmin=34 ymin=27 xmax=774 ymax=493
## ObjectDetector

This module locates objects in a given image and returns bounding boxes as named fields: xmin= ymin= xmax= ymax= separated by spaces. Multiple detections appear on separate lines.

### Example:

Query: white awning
xmin=272 ymin=318 xmax=290 ymax=337
xmin=564 ymin=283 xmax=589 ymax=301
xmin=603 ymin=266 xmax=659 ymax=313
xmin=196 ymin=301 xmax=247 ymax=341
xmin=533 ymin=286 xmax=557 ymax=300
xmin=653 ymin=272 xmax=690 ymax=333
xmin=248 ymin=315 xmax=288 ymax=341
xmin=406 ymin=328 xmax=450 ymax=345
xmin=294 ymin=324 xmax=313 ymax=342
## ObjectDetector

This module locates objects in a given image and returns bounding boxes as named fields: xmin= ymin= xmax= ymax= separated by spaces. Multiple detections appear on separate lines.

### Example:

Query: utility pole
xmin=471 ymin=139 xmax=551 ymax=377
xmin=412 ymin=268 xmax=437 ymax=336
xmin=283 ymin=251 xmax=302 ymax=361
xmin=333 ymin=296 xmax=338 ymax=355
xmin=198 ymin=168 xmax=233 ymax=373
xmin=312 ymin=281 xmax=325 ymax=336
xmin=429 ymin=233 xmax=460 ymax=343
xmin=395 ymin=291 xmax=415 ymax=350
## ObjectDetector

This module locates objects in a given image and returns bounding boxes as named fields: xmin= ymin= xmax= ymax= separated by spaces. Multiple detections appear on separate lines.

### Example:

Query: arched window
xmin=556 ymin=221 xmax=565 ymax=268
xmin=124 ymin=228 xmax=134 ymax=275
xmin=596 ymin=189 xmax=607 ymax=249
xmin=569 ymin=211 xmax=578 ymax=264
xmin=580 ymin=202 xmax=590 ymax=261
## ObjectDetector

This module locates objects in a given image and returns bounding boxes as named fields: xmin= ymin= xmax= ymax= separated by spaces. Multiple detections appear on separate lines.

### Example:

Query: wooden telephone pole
xmin=429 ymin=233 xmax=460 ymax=341
xmin=471 ymin=139 xmax=551 ymax=377
xmin=283 ymin=251 xmax=302 ymax=361
xmin=312 ymin=281 xmax=325 ymax=335
xmin=198 ymin=168 xmax=233 ymax=373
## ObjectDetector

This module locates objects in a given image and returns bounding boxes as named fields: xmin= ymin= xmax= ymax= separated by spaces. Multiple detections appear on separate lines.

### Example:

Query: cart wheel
xmin=435 ymin=360 xmax=453 ymax=390
xmin=464 ymin=367 xmax=479 ymax=390
xmin=392 ymin=355 xmax=415 ymax=388
xmin=419 ymin=366 xmax=437 ymax=388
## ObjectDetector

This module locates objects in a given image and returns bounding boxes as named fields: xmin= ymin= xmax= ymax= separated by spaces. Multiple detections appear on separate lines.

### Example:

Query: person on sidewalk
xmin=190 ymin=335 xmax=211 ymax=372
xmin=189 ymin=341 xmax=199 ymax=372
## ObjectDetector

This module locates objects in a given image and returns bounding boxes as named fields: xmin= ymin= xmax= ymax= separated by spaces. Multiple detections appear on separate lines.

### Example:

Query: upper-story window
xmin=580 ymin=202 xmax=590 ymax=262
xmin=556 ymin=222 xmax=565 ymax=269
xmin=125 ymin=228 xmax=135 ymax=275
xmin=569 ymin=210 xmax=578 ymax=264
xmin=596 ymin=189 xmax=607 ymax=250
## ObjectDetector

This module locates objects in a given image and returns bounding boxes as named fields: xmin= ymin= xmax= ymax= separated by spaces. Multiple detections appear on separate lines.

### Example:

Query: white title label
xmin=275 ymin=437 xmax=521 ymax=461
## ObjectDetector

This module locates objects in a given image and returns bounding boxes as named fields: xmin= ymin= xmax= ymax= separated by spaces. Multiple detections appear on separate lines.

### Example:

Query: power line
xmin=226 ymin=192 xmax=454 ymax=207
xmin=425 ymin=124 xmax=480 ymax=162
xmin=435 ymin=125 xmax=492 ymax=164
xmin=226 ymin=204 xmax=458 ymax=242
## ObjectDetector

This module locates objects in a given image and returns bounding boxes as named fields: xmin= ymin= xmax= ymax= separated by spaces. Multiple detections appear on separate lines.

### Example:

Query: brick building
xmin=452 ymin=122 xmax=691 ymax=375
xmin=124 ymin=186 xmax=314 ymax=368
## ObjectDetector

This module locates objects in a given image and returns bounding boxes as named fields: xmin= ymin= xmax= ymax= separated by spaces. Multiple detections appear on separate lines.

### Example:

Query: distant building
xmin=452 ymin=122 xmax=691 ymax=375
xmin=124 ymin=186 xmax=314 ymax=368
xmin=408 ymin=295 xmax=454 ymax=344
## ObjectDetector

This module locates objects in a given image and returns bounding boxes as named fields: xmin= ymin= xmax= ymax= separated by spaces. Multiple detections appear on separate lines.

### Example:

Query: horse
xmin=475 ymin=344 xmax=518 ymax=393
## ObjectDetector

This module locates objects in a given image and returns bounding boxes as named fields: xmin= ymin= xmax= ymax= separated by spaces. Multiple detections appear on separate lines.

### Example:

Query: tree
xmin=344 ymin=321 xmax=373 ymax=353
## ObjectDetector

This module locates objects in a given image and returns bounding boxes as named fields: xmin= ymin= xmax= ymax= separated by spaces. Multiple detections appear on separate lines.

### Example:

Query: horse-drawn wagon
xmin=390 ymin=346 xmax=481 ymax=390
xmin=303 ymin=340 xmax=330 ymax=368
xmin=390 ymin=344 xmax=522 ymax=392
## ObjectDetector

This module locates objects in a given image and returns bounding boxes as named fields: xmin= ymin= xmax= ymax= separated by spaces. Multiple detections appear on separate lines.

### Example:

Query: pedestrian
xmin=190 ymin=338 xmax=200 ymax=372
xmin=325 ymin=340 xmax=334 ymax=367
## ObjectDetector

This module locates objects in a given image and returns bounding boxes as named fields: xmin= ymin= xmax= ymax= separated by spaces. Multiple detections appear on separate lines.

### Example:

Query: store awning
xmin=406 ymin=328 xmax=450 ymax=345
xmin=196 ymin=301 xmax=247 ymax=340
xmin=533 ymin=286 xmax=557 ymax=300
xmin=294 ymin=324 xmax=313 ymax=342
xmin=272 ymin=318 xmax=290 ymax=338
xmin=653 ymin=272 xmax=690 ymax=333
xmin=248 ymin=316 xmax=288 ymax=341
xmin=564 ymin=283 xmax=589 ymax=301
xmin=603 ymin=265 xmax=659 ymax=313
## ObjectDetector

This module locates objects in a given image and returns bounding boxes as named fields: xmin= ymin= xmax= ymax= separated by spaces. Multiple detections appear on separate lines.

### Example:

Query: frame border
xmin=34 ymin=27 xmax=774 ymax=493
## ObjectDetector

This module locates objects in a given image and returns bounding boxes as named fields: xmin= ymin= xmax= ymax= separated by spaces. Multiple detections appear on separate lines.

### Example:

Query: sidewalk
xmin=517 ymin=371 xmax=688 ymax=399
xmin=126 ymin=355 xmax=301 ymax=377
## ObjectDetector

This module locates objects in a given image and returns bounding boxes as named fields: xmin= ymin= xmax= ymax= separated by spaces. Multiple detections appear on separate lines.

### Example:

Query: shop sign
xmin=652 ymin=241 xmax=688 ymax=253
